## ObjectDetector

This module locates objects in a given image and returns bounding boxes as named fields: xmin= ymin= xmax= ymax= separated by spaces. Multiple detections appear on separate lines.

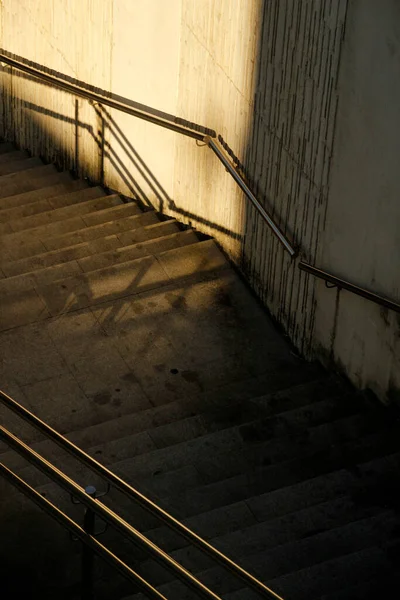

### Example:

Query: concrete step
xmin=0 ymin=231 xmax=199 ymax=295
xmin=0 ymin=194 xmax=130 ymax=246
xmin=0 ymin=204 xmax=156 ymax=263
xmin=0 ymin=187 xmax=118 ymax=233
xmin=0 ymin=150 xmax=29 ymax=164
xmin=0 ymin=190 xmax=118 ymax=237
xmin=7 ymin=396 xmax=372 ymax=505
xmin=133 ymin=542 xmax=399 ymax=600
xmin=249 ymin=541 xmax=400 ymax=600
xmin=0 ymin=156 xmax=43 ymax=176
xmin=0 ymin=374 xmax=338 ymax=477
xmin=42 ymin=211 xmax=160 ymax=252
xmin=37 ymin=239 xmax=228 ymax=317
xmin=0 ymin=179 xmax=88 ymax=214
xmin=1 ymin=220 xmax=181 ymax=277
xmin=132 ymin=451 xmax=400 ymax=554
xmin=77 ymin=229 xmax=199 ymax=272
xmin=0 ymin=364 xmax=326 ymax=502
xmin=121 ymin=502 xmax=399 ymax=589
xmin=160 ymin=426 xmax=400 ymax=519
xmin=0 ymin=166 xmax=74 ymax=199
xmin=106 ymin=395 xmax=367 ymax=481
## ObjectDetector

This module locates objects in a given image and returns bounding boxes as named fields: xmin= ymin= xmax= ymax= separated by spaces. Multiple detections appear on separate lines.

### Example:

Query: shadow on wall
xmin=0 ymin=58 xmax=242 ymax=244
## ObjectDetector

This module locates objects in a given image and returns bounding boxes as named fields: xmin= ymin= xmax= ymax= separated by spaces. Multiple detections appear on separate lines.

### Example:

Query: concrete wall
xmin=1 ymin=0 xmax=398 ymax=402
xmin=314 ymin=0 xmax=400 ymax=403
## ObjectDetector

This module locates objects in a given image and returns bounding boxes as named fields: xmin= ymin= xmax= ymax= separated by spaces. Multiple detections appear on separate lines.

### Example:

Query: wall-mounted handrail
xmin=0 ymin=52 xmax=296 ymax=258
xmin=0 ymin=424 xmax=223 ymax=600
xmin=0 ymin=462 xmax=167 ymax=600
xmin=0 ymin=55 xmax=206 ymax=141
xmin=299 ymin=261 xmax=400 ymax=314
xmin=205 ymin=138 xmax=297 ymax=257
xmin=0 ymin=390 xmax=284 ymax=600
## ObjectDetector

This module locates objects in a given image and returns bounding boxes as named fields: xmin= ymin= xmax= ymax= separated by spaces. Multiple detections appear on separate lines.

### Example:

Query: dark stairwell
xmin=0 ymin=145 xmax=399 ymax=599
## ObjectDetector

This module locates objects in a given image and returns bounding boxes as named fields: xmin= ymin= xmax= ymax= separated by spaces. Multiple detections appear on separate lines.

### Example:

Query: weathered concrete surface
xmin=314 ymin=0 xmax=400 ymax=402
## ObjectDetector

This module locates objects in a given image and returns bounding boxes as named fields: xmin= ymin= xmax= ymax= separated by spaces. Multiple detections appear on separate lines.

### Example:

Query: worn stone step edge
xmin=35 ymin=239 xmax=229 ymax=316
xmin=6 ymin=395 xmax=384 ymax=499
xmin=0 ymin=168 xmax=78 ymax=200
xmin=0 ymin=230 xmax=199 ymax=294
xmin=0 ymin=210 xmax=160 ymax=262
xmin=115 ymin=504 xmax=399 ymax=591
xmin=0 ymin=187 xmax=119 ymax=233
xmin=123 ymin=527 xmax=399 ymax=600
xmin=1 ymin=219 xmax=181 ymax=277
xmin=0 ymin=375 xmax=344 ymax=473
xmin=0 ymin=195 xmax=141 ymax=246
xmin=0 ymin=179 xmax=89 ymax=213
xmin=127 ymin=450 xmax=400 ymax=555
xmin=155 ymin=426 xmax=400 ymax=520
xmin=0 ymin=190 xmax=118 ymax=236
xmin=2 ymin=370 xmax=344 ymax=496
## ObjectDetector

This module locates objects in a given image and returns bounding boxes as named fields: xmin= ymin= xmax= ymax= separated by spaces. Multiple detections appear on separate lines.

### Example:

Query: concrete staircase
xmin=0 ymin=144 xmax=399 ymax=599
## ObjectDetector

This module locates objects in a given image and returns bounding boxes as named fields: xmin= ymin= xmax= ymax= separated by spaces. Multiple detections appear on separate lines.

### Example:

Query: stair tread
xmin=0 ymin=165 xmax=74 ymax=202
xmin=6 ymin=394 xmax=394 ymax=508
xmin=0 ymin=375 xmax=341 ymax=466
xmin=0 ymin=195 xmax=139 ymax=247
xmin=0 ymin=166 xmax=73 ymax=199
xmin=0 ymin=231 xmax=199 ymax=294
xmin=1 ymin=220 xmax=181 ymax=276
xmin=36 ymin=239 xmax=228 ymax=316
xmin=0 ymin=179 xmax=89 ymax=214
xmin=0 ymin=210 xmax=159 ymax=263
xmin=122 ymin=507 xmax=400 ymax=589
xmin=0 ymin=187 xmax=119 ymax=232
xmin=0 ymin=162 xmax=396 ymax=600
xmin=0 ymin=373 xmax=341 ymax=473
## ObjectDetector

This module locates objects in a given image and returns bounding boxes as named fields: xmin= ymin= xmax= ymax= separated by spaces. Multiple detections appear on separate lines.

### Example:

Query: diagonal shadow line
xmin=2 ymin=90 xmax=243 ymax=242
xmin=12 ymin=96 xmax=151 ymax=204
xmin=0 ymin=54 xmax=215 ymax=137
xmin=96 ymin=104 xmax=171 ymax=212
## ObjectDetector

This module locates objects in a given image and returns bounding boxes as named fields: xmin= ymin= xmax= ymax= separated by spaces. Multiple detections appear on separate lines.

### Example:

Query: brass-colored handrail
xmin=0 ymin=462 xmax=167 ymax=600
xmin=0 ymin=424 xmax=223 ymax=600
xmin=0 ymin=52 xmax=296 ymax=258
xmin=0 ymin=390 xmax=284 ymax=600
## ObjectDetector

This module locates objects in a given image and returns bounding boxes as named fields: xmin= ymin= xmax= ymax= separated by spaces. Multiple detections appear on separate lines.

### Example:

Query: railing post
xmin=81 ymin=485 xmax=97 ymax=600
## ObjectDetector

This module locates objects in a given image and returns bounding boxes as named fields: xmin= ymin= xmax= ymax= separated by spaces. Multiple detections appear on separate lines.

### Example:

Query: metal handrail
xmin=299 ymin=261 xmax=400 ymax=314
xmin=0 ymin=390 xmax=283 ymax=600
xmin=2 ymin=54 xmax=398 ymax=311
xmin=205 ymin=138 xmax=297 ymax=257
xmin=0 ymin=52 xmax=296 ymax=258
xmin=0 ymin=424 xmax=223 ymax=600
xmin=0 ymin=462 xmax=167 ymax=600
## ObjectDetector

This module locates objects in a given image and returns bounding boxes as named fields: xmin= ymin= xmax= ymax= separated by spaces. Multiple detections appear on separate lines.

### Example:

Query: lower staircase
xmin=0 ymin=143 xmax=399 ymax=599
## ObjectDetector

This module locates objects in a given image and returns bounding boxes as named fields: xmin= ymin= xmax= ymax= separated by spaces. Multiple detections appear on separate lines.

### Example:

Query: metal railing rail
xmin=2 ymin=53 xmax=399 ymax=311
xmin=0 ymin=461 xmax=167 ymax=600
xmin=0 ymin=424 xmax=223 ymax=600
xmin=0 ymin=390 xmax=284 ymax=600
xmin=299 ymin=261 xmax=400 ymax=314
xmin=0 ymin=52 xmax=296 ymax=258
xmin=205 ymin=137 xmax=297 ymax=257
